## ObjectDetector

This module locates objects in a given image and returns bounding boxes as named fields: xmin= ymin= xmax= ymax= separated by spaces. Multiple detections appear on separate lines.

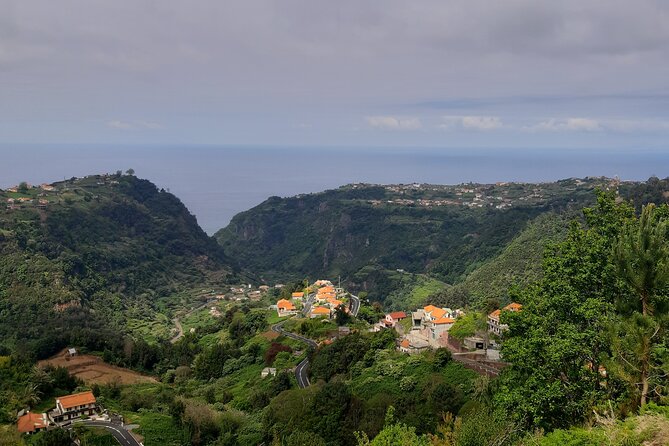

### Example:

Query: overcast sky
xmin=2 ymin=1 xmax=669 ymax=149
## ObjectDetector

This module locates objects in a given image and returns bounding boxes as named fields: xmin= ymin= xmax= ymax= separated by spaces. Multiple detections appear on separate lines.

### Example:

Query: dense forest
xmin=0 ymin=173 xmax=233 ymax=359
xmin=218 ymin=177 xmax=669 ymax=306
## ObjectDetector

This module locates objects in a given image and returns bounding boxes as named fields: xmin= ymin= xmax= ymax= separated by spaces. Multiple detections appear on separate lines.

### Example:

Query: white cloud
xmin=107 ymin=120 xmax=133 ymax=130
xmin=439 ymin=115 xmax=503 ymax=131
xmin=366 ymin=116 xmax=422 ymax=130
xmin=525 ymin=117 xmax=601 ymax=132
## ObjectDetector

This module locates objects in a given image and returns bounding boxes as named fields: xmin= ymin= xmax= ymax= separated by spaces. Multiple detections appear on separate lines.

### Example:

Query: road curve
xmin=171 ymin=298 xmax=217 ymax=343
xmin=271 ymin=320 xmax=317 ymax=388
xmin=349 ymin=294 xmax=361 ymax=317
xmin=70 ymin=420 xmax=142 ymax=446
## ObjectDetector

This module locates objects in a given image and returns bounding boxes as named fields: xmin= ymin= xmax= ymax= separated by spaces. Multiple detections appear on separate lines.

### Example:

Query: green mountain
xmin=216 ymin=178 xmax=614 ymax=296
xmin=427 ymin=211 xmax=573 ymax=309
xmin=0 ymin=173 xmax=233 ymax=357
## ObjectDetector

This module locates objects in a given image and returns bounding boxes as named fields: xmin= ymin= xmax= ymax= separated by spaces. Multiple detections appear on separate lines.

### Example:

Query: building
xmin=310 ymin=306 xmax=331 ymax=318
xmin=292 ymin=292 xmax=304 ymax=299
xmin=385 ymin=311 xmax=407 ymax=328
xmin=488 ymin=303 xmax=522 ymax=336
xmin=277 ymin=299 xmax=298 ymax=317
xmin=49 ymin=391 xmax=97 ymax=423
xmin=17 ymin=412 xmax=49 ymax=434
xmin=429 ymin=317 xmax=456 ymax=341
xmin=261 ymin=367 xmax=277 ymax=378
xmin=399 ymin=337 xmax=430 ymax=354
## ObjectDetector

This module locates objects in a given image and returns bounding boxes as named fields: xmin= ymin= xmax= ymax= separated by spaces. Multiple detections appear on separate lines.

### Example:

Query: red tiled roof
xmin=388 ymin=311 xmax=407 ymax=320
xmin=17 ymin=412 xmax=47 ymax=433
xmin=433 ymin=317 xmax=456 ymax=325
xmin=57 ymin=391 xmax=96 ymax=409
xmin=400 ymin=339 xmax=410 ymax=348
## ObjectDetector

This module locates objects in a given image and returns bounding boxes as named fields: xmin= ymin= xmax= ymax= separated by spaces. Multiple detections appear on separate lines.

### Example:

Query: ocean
xmin=1 ymin=145 xmax=667 ymax=234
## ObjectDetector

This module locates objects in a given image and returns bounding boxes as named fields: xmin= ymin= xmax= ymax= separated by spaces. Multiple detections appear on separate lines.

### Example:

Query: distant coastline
xmin=1 ymin=145 xmax=667 ymax=234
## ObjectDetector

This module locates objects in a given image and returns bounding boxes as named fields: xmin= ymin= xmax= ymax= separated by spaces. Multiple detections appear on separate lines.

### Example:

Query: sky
xmin=1 ymin=1 xmax=669 ymax=149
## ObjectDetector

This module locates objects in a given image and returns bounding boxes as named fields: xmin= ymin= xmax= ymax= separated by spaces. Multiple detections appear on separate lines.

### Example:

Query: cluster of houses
xmin=17 ymin=391 xmax=98 ymax=435
xmin=274 ymin=280 xmax=349 ymax=319
xmin=4 ymin=183 xmax=57 ymax=210
xmin=487 ymin=302 xmax=522 ymax=337
xmin=309 ymin=283 xmax=347 ymax=318
xmin=374 ymin=302 xmax=523 ymax=356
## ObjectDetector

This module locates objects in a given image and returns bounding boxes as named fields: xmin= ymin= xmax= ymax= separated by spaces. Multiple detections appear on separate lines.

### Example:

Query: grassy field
xmin=133 ymin=411 xmax=190 ymax=446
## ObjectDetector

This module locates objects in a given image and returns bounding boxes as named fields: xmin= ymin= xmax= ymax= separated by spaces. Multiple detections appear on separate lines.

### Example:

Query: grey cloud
xmin=0 ymin=1 xmax=667 ymax=146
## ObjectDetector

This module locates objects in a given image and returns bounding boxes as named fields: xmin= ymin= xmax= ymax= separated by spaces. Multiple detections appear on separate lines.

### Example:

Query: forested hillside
xmin=0 ymin=173 xmax=233 ymax=358
xmin=217 ymin=178 xmax=612 ymax=301
xmin=218 ymin=177 xmax=669 ymax=307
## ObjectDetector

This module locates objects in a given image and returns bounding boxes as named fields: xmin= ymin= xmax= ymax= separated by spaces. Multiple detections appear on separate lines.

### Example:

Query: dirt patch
xmin=38 ymin=349 xmax=158 ymax=385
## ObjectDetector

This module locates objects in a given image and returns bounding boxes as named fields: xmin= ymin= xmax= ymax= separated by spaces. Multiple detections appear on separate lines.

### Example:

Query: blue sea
xmin=1 ymin=145 xmax=667 ymax=234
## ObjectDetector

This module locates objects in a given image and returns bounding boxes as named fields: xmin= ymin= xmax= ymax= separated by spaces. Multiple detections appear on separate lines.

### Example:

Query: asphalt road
xmin=272 ymin=291 xmax=359 ymax=389
xmin=70 ymin=420 xmax=142 ymax=446
xmin=301 ymin=293 xmax=315 ymax=316
xmin=271 ymin=320 xmax=317 ymax=388
xmin=349 ymin=294 xmax=360 ymax=317
xmin=171 ymin=298 xmax=217 ymax=343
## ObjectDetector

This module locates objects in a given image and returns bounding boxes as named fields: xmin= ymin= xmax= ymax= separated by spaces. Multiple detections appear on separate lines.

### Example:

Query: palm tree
xmin=615 ymin=203 xmax=669 ymax=406
xmin=17 ymin=383 xmax=41 ymax=409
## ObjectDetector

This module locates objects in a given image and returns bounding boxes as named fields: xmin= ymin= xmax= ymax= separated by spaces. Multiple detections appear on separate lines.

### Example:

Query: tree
xmin=496 ymin=193 xmax=632 ymax=430
xmin=614 ymin=203 xmax=669 ymax=407
xmin=285 ymin=430 xmax=326 ymax=446
xmin=335 ymin=304 xmax=351 ymax=326
xmin=32 ymin=428 xmax=72 ymax=446
xmin=125 ymin=168 xmax=135 ymax=176
xmin=357 ymin=407 xmax=429 ymax=446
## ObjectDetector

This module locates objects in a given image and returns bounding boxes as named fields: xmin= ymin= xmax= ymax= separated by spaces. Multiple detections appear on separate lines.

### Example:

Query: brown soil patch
xmin=38 ymin=349 xmax=158 ymax=385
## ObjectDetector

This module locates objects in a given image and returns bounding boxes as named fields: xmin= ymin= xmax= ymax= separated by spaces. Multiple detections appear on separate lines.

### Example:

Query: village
xmin=269 ymin=278 xmax=522 ymax=378
xmin=1 ymin=173 xmax=124 ymax=212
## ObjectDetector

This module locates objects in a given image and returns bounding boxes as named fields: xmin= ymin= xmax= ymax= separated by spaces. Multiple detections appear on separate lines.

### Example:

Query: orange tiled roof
xmin=488 ymin=309 xmax=501 ymax=318
xmin=424 ymin=305 xmax=447 ymax=319
xmin=277 ymin=299 xmax=295 ymax=310
xmin=433 ymin=317 xmax=456 ymax=325
xmin=57 ymin=391 xmax=96 ymax=409
xmin=388 ymin=311 xmax=407 ymax=320
xmin=17 ymin=412 xmax=47 ymax=433
xmin=504 ymin=302 xmax=522 ymax=312
xmin=292 ymin=292 xmax=304 ymax=298
xmin=400 ymin=339 xmax=410 ymax=348
xmin=311 ymin=307 xmax=330 ymax=315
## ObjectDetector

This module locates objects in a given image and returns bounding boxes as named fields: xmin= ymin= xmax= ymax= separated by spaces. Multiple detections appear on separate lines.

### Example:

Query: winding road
xmin=70 ymin=420 xmax=142 ymax=446
xmin=271 ymin=320 xmax=317 ymax=388
xmin=349 ymin=294 xmax=360 ymax=317
xmin=272 ymin=291 xmax=360 ymax=388
xmin=170 ymin=298 xmax=217 ymax=343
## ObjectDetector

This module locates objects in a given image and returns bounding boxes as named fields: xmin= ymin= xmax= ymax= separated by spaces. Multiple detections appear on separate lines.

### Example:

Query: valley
xmin=2 ymin=174 xmax=669 ymax=445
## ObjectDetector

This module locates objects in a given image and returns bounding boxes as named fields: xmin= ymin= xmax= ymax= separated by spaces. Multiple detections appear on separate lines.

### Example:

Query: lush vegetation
xmin=0 ymin=173 xmax=233 ymax=358
xmin=216 ymin=179 xmax=613 ymax=299
xmin=4 ymin=176 xmax=669 ymax=445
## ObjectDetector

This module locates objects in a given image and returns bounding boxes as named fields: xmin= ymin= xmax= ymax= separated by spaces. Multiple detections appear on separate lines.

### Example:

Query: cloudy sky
xmin=2 ymin=1 xmax=669 ymax=149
